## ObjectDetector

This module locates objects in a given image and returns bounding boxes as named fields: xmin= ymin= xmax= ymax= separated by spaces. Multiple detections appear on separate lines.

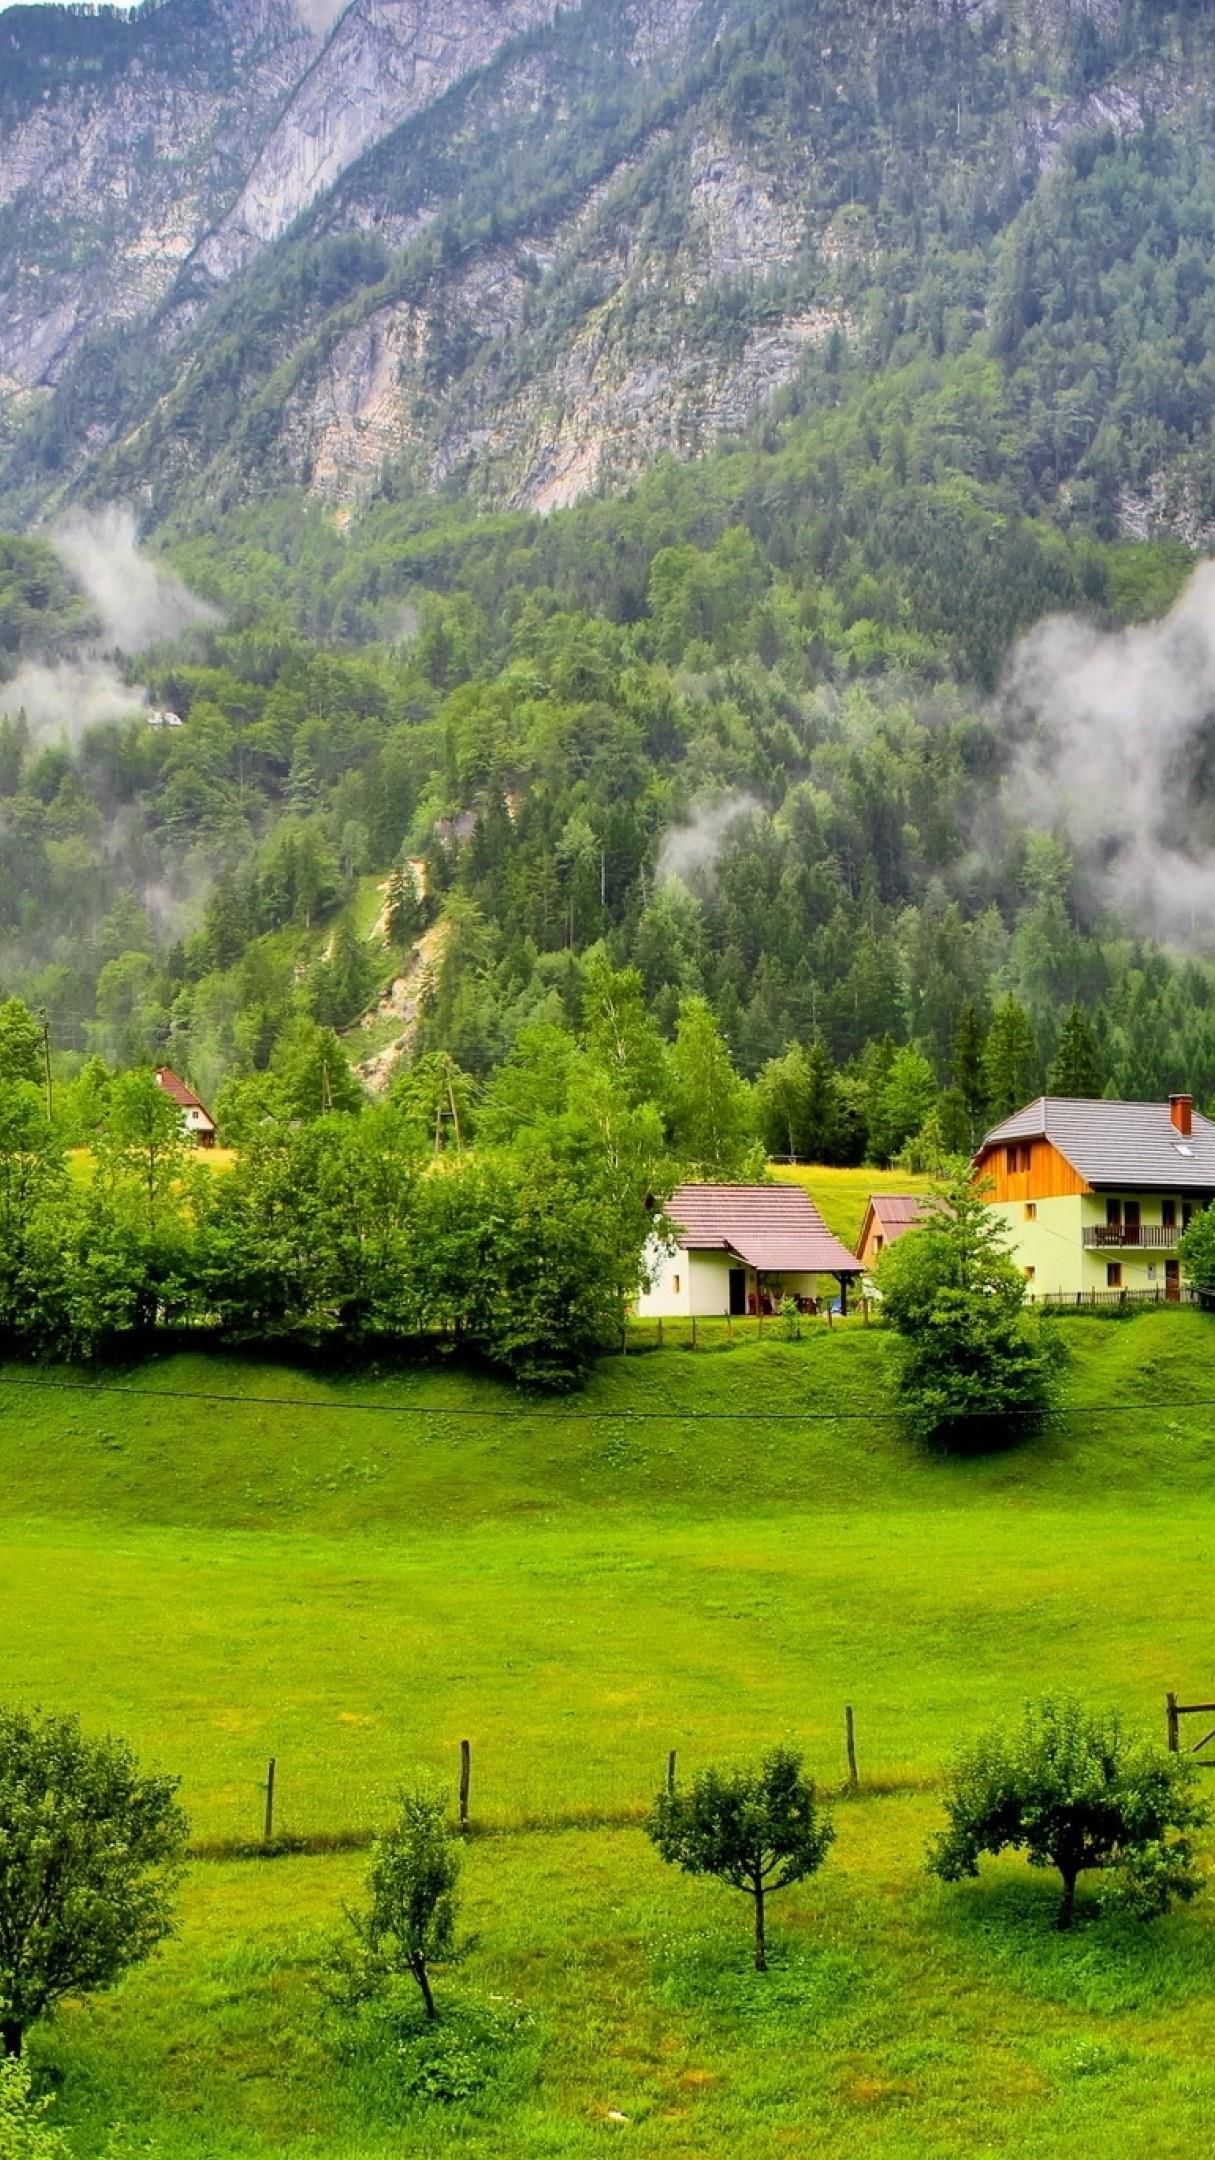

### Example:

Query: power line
xmin=0 ymin=1371 xmax=1210 ymax=1424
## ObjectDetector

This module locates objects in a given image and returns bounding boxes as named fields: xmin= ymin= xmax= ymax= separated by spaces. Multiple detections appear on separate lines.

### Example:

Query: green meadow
xmin=5 ymin=1308 xmax=1215 ymax=2156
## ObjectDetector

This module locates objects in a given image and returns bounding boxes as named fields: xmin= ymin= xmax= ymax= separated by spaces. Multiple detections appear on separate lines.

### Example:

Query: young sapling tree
xmin=344 ymin=1788 xmax=460 ymax=2021
xmin=928 ymin=1696 xmax=1207 ymax=1929
xmin=648 ymin=1747 xmax=834 ymax=1970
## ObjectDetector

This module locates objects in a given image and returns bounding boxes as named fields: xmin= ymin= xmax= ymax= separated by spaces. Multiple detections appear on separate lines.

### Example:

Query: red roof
xmin=665 ymin=1184 xmax=862 ymax=1275
xmin=154 ymin=1067 xmax=213 ymax=1119
xmin=870 ymin=1195 xmax=928 ymax=1229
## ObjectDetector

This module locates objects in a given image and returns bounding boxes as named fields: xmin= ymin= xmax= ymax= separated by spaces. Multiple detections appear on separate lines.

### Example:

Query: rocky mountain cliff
xmin=2 ymin=0 xmax=1214 ymax=531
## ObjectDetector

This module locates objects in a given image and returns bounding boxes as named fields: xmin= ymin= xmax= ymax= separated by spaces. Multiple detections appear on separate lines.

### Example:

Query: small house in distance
xmin=856 ymin=1194 xmax=929 ymax=1272
xmin=975 ymin=1093 xmax=1215 ymax=1301
xmin=153 ymin=1066 xmax=217 ymax=1148
xmin=637 ymin=1183 xmax=864 ymax=1318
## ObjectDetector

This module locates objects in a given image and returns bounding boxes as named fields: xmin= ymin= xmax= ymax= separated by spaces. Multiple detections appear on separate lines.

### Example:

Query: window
xmin=1163 ymin=1200 xmax=1177 ymax=1230
xmin=1107 ymin=1263 xmax=1122 ymax=1289
xmin=1024 ymin=1266 xmax=1035 ymax=1282
xmin=873 ymin=1235 xmax=884 ymax=1255
xmin=1106 ymin=1197 xmax=1123 ymax=1226
xmin=1005 ymin=1143 xmax=1032 ymax=1174
xmin=1024 ymin=1202 xmax=1037 ymax=1220
xmin=672 ymin=1274 xmax=681 ymax=1296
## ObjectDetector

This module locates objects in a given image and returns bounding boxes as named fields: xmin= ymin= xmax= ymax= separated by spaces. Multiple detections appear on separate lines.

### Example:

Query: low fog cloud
xmin=291 ymin=0 xmax=350 ymax=34
xmin=0 ymin=658 xmax=145 ymax=747
xmin=0 ymin=506 xmax=221 ymax=749
xmin=1003 ymin=561 xmax=1215 ymax=943
xmin=51 ymin=506 xmax=219 ymax=654
xmin=657 ymin=792 xmax=760 ymax=887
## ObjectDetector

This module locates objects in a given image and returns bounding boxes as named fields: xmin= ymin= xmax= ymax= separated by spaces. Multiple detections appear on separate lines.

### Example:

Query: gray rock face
xmin=196 ymin=0 xmax=561 ymax=279
xmin=0 ymin=0 xmax=1206 ymax=529
xmin=0 ymin=0 xmax=322 ymax=392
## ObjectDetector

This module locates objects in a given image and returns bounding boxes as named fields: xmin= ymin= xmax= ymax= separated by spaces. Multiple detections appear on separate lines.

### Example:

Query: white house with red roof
xmin=638 ymin=1183 xmax=864 ymax=1318
xmin=154 ymin=1066 xmax=217 ymax=1148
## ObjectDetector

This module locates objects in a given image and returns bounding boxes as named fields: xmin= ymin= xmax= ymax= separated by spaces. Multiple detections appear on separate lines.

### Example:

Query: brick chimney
xmin=1170 ymin=1093 xmax=1193 ymax=1137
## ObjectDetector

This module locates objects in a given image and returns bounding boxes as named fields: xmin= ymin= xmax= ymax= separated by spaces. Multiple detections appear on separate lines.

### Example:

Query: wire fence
xmin=622 ymin=1306 xmax=874 ymax=1352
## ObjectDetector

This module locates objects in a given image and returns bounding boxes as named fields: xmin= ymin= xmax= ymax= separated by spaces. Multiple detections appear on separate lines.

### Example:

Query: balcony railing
xmin=1081 ymin=1225 xmax=1181 ymax=1249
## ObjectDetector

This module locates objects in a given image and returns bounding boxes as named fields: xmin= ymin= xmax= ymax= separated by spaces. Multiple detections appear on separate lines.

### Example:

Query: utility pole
xmin=39 ymin=1009 xmax=53 ymax=1121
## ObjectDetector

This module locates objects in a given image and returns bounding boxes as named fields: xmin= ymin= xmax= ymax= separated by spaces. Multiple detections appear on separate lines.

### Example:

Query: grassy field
xmin=5 ymin=1311 xmax=1215 ymax=2156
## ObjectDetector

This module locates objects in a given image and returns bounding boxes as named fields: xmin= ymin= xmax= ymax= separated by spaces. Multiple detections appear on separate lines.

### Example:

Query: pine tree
xmin=1047 ymin=1003 xmax=1104 ymax=1098
xmin=384 ymin=864 xmax=422 ymax=951
xmin=950 ymin=1002 xmax=988 ymax=1139
xmin=982 ymin=996 xmax=1041 ymax=1123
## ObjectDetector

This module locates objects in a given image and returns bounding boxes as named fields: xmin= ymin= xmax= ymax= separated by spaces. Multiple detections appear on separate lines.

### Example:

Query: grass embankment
xmin=3 ymin=1311 xmax=1215 ymax=2156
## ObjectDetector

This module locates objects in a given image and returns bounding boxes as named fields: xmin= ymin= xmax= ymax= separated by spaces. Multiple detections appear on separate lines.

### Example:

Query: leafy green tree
xmin=1178 ymin=1205 xmax=1215 ymax=1299
xmin=648 ymin=1749 xmax=835 ymax=1972
xmin=982 ymin=996 xmax=1041 ymax=1124
xmin=1048 ymin=1002 xmax=1104 ymax=1097
xmin=0 ymin=998 xmax=41 ymax=1085
xmin=754 ymin=1040 xmax=843 ymax=1163
xmin=342 ymin=1789 xmax=460 ymax=2023
xmin=581 ymin=948 xmax=670 ymax=1113
xmin=877 ymin=1164 xmax=1057 ymax=1451
xmin=392 ymin=1051 xmax=476 ymax=1153
xmin=669 ymin=996 xmax=759 ymax=1179
xmin=929 ymin=1696 xmax=1206 ymax=1930
xmin=272 ymin=1019 xmax=364 ymax=1119
xmin=93 ymin=1070 xmax=192 ymax=1232
xmin=869 ymin=1046 xmax=937 ymax=1165
xmin=0 ymin=1708 xmax=188 ymax=2056
xmin=0 ymin=1079 xmax=70 ymax=1351
xmin=0 ymin=2055 xmax=67 ymax=2159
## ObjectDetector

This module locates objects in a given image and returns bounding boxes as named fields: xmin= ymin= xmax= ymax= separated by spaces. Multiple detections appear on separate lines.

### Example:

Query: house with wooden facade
xmin=637 ymin=1184 xmax=865 ymax=1318
xmin=856 ymin=1194 xmax=929 ymax=1273
xmin=974 ymin=1094 xmax=1215 ymax=1301
xmin=153 ymin=1066 xmax=217 ymax=1148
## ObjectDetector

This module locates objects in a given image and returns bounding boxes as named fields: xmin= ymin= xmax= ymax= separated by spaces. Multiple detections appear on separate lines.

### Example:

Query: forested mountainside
xmin=4 ymin=0 xmax=1215 ymax=528
xmin=4 ymin=0 xmax=1215 ymax=1171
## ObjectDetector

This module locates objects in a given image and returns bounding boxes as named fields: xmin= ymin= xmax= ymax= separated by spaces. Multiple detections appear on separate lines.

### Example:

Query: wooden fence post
xmin=459 ymin=1739 xmax=472 ymax=1831
xmin=845 ymin=1705 xmax=858 ymax=1791
xmin=666 ymin=1748 xmax=678 ymax=1796
xmin=1167 ymin=1692 xmax=1180 ymax=1754
xmin=263 ymin=1757 xmax=277 ymax=1846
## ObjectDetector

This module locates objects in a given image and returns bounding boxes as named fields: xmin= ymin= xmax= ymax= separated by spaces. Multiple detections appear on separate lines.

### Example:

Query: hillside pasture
xmin=3 ymin=1312 xmax=1215 ymax=2156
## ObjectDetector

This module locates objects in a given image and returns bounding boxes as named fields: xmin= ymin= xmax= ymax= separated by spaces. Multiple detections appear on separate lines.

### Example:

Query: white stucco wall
xmin=635 ymin=1246 xmax=840 ymax=1317
xmin=636 ymin=1243 xmax=742 ymax=1317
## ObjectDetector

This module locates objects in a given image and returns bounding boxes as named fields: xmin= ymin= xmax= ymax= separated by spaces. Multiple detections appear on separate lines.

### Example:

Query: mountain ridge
xmin=6 ymin=0 xmax=1215 ymax=533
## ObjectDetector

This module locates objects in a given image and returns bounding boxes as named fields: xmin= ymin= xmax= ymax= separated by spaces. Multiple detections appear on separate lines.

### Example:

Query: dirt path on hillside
xmin=354 ymin=919 xmax=451 ymax=1095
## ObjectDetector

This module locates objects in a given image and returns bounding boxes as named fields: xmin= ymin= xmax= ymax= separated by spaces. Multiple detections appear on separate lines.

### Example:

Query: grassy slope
xmin=5 ymin=1312 xmax=1215 ymax=2156
xmin=771 ymin=1163 xmax=937 ymax=1246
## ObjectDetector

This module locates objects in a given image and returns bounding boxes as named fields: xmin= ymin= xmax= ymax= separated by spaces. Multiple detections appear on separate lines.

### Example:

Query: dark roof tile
xmin=665 ymin=1184 xmax=862 ymax=1274
xmin=978 ymin=1097 xmax=1215 ymax=1190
